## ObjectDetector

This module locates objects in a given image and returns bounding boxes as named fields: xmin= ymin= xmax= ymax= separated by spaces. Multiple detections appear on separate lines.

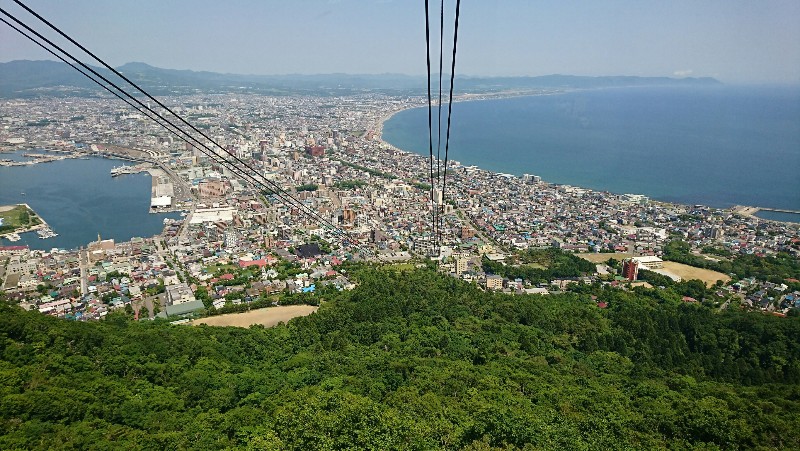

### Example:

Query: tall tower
xmin=622 ymin=259 xmax=639 ymax=281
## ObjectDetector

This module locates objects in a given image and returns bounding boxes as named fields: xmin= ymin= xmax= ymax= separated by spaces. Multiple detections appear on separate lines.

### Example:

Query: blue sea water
xmin=383 ymin=86 xmax=800 ymax=221
xmin=0 ymin=153 xmax=179 ymax=250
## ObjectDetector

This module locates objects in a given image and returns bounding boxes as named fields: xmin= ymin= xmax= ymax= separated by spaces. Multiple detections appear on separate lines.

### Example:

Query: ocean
xmin=0 ymin=152 xmax=179 ymax=250
xmin=382 ymin=86 xmax=800 ymax=222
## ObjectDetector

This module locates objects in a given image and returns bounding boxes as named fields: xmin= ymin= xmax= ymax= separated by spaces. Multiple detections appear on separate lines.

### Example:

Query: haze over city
xmin=1 ymin=0 xmax=799 ymax=84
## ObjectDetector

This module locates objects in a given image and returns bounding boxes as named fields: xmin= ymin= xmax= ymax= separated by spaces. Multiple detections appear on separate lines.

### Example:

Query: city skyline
xmin=1 ymin=0 xmax=798 ymax=84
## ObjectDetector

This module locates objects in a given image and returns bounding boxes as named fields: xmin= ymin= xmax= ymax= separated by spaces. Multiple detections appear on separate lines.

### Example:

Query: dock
xmin=0 ymin=203 xmax=52 ymax=240
xmin=110 ymin=163 xmax=151 ymax=177
xmin=758 ymin=207 xmax=800 ymax=215
xmin=732 ymin=205 xmax=800 ymax=217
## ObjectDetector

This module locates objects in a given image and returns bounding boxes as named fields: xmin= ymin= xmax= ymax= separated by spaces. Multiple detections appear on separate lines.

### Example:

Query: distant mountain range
xmin=0 ymin=60 xmax=722 ymax=98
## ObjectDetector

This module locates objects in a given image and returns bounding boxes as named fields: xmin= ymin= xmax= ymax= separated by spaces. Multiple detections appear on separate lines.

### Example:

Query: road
xmin=158 ymin=163 xmax=195 ymax=204
xmin=79 ymin=248 xmax=88 ymax=296
xmin=457 ymin=207 xmax=503 ymax=250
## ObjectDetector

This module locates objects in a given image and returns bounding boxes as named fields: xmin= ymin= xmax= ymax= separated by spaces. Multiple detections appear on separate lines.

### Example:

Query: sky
xmin=1 ymin=0 xmax=799 ymax=84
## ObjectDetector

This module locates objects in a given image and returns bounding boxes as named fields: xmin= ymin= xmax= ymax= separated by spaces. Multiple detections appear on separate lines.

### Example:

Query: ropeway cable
xmin=435 ymin=0 xmax=445 ymax=257
xmin=0 ymin=9 xmax=372 ymax=258
xmin=4 ymin=1 xmax=369 ymax=255
xmin=438 ymin=0 xmax=461 ymax=253
xmin=3 ymin=1 xmax=374 ymax=257
xmin=424 ymin=0 xmax=437 ymax=257
xmin=1 ymin=5 xmax=375 ymax=257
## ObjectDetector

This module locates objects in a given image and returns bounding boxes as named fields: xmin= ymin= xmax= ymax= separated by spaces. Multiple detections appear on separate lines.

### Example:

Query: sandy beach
xmin=374 ymin=90 xmax=551 ymax=143
xmin=192 ymin=305 xmax=319 ymax=328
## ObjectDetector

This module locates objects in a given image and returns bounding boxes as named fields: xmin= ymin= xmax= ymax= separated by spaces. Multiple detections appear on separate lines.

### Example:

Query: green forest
xmin=2 ymin=266 xmax=800 ymax=449
xmin=482 ymin=248 xmax=597 ymax=284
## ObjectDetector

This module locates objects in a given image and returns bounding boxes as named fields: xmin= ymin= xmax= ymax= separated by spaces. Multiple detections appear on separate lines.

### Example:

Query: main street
xmin=79 ymin=248 xmax=88 ymax=296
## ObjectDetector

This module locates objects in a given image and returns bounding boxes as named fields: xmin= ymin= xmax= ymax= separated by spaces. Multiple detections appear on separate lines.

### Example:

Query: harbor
xmin=37 ymin=226 xmax=58 ymax=239
xmin=0 ymin=203 xmax=54 ymax=241
xmin=0 ymin=151 xmax=86 ymax=167
xmin=0 ymin=152 xmax=181 ymax=251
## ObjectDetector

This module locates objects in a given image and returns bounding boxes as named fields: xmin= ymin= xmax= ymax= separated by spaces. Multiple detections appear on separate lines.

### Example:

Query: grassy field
xmin=203 ymin=263 xmax=240 ymax=275
xmin=380 ymin=263 xmax=417 ymax=271
xmin=192 ymin=305 xmax=318 ymax=328
xmin=0 ymin=204 xmax=41 ymax=233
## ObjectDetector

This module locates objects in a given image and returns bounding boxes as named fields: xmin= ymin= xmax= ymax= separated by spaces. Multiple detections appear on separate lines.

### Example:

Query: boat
xmin=37 ymin=227 xmax=58 ymax=239
xmin=4 ymin=232 xmax=21 ymax=242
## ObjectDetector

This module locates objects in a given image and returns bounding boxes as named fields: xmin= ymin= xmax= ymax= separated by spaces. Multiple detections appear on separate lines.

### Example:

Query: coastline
xmin=0 ymin=203 xmax=51 ymax=238
xmin=373 ymin=89 xmax=568 ymax=139
xmin=375 ymin=92 xmax=800 ymax=225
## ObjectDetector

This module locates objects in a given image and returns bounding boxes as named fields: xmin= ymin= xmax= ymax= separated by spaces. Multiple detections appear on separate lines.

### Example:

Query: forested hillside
xmin=1 ymin=267 xmax=799 ymax=449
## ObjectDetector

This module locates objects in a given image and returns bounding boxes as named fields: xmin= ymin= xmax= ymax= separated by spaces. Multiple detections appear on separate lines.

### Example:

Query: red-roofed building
xmin=0 ymin=245 xmax=29 ymax=256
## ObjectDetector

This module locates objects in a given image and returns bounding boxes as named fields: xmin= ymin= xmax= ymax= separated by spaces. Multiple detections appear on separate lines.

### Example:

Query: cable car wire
xmin=438 ymin=0 xmax=460 ymax=250
xmin=1 ymin=3 xmax=375 ymax=257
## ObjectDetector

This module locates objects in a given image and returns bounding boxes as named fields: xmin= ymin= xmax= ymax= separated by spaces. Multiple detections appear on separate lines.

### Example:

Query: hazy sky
xmin=1 ymin=0 xmax=799 ymax=84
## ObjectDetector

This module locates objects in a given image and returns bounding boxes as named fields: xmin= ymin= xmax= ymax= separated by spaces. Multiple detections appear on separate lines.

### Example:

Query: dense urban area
xmin=1 ymin=92 xmax=800 ymax=449
xmin=0 ymin=95 xmax=800 ymax=319
xmin=1 ymin=94 xmax=798 ymax=321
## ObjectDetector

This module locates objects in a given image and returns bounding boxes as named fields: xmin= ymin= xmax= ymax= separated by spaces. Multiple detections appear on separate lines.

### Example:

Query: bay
xmin=382 ymin=86 xmax=800 ymax=221
xmin=0 ymin=152 xmax=179 ymax=250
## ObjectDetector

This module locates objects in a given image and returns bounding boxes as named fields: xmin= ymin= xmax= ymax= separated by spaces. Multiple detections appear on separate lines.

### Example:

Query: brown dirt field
xmin=630 ymin=281 xmax=654 ymax=289
xmin=579 ymin=253 xmax=634 ymax=263
xmin=660 ymin=261 xmax=730 ymax=287
xmin=193 ymin=305 xmax=318 ymax=328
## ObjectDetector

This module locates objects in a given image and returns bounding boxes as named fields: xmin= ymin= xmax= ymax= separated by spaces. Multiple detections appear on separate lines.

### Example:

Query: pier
xmin=732 ymin=205 xmax=800 ymax=217
xmin=758 ymin=207 xmax=800 ymax=215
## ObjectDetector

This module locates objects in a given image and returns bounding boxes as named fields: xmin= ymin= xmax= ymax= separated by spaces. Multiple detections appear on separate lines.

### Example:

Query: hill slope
xmin=1 ymin=267 xmax=797 ymax=449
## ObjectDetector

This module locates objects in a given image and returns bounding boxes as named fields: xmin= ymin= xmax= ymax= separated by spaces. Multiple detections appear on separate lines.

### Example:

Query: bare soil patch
xmin=660 ymin=261 xmax=730 ymax=287
xmin=193 ymin=305 xmax=318 ymax=328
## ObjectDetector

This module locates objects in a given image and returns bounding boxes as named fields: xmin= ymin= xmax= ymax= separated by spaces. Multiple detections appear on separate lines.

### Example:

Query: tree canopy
xmin=1 ymin=267 xmax=799 ymax=449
